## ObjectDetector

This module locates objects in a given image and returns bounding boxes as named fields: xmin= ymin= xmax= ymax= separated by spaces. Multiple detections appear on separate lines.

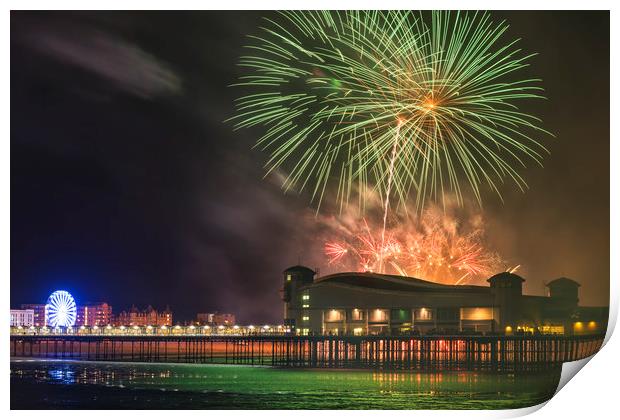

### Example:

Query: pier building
xmin=281 ymin=266 xmax=608 ymax=336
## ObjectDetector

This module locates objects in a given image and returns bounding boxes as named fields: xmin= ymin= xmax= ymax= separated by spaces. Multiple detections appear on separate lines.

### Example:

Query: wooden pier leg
xmin=311 ymin=339 xmax=317 ymax=367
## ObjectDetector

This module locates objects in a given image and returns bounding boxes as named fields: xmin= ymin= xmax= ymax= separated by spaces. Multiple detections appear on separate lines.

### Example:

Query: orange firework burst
xmin=325 ymin=242 xmax=349 ymax=264
xmin=323 ymin=208 xmax=510 ymax=285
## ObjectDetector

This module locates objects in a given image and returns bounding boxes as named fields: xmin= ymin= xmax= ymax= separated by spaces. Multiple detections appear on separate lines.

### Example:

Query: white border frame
xmin=3 ymin=2 xmax=616 ymax=419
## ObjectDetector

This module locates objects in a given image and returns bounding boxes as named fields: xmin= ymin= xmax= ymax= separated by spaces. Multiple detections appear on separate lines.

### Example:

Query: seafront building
xmin=75 ymin=302 xmax=113 ymax=326
xmin=10 ymin=309 xmax=34 ymax=327
xmin=281 ymin=265 xmax=609 ymax=336
xmin=20 ymin=304 xmax=46 ymax=326
xmin=196 ymin=312 xmax=236 ymax=326
xmin=115 ymin=305 xmax=173 ymax=326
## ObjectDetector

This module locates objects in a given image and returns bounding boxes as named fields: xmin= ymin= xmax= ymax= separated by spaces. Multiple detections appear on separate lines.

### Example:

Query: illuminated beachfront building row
xmin=10 ymin=302 xmax=170 ymax=327
xmin=11 ymin=300 xmax=240 ymax=329
xmin=11 ymin=302 xmax=113 ymax=327
xmin=281 ymin=266 xmax=609 ymax=336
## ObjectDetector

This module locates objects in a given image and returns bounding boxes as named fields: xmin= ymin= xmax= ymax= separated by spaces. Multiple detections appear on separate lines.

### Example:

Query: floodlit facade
xmin=10 ymin=309 xmax=34 ymax=327
xmin=282 ymin=266 xmax=608 ymax=336
xmin=196 ymin=312 xmax=236 ymax=325
xmin=76 ymin=302 xmax=113 ymax=326
xmin=115 ymin=305 xmax=172 ymax=326
xmin=20 ymin=304 xmax=47 ymax=326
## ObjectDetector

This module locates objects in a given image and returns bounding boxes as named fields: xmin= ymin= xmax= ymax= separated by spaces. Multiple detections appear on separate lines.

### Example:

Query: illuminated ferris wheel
xmin=45 ymin=290 xmax=77 ymax=327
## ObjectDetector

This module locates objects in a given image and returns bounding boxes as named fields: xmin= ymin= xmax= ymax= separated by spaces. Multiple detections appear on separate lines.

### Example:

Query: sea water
xmin=10 ymin=358 xmax=561 ymax=409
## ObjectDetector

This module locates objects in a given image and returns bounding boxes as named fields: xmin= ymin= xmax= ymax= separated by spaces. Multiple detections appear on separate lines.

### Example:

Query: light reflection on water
xmin=11 ymin=359 xmax=561 ymax=409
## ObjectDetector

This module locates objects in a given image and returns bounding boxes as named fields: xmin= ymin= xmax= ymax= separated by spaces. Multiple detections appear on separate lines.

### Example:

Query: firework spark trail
xmin=380 ymin=123 xmax=402 ymax=272
xmin=231 ymin=11 xmax=551 ymax=213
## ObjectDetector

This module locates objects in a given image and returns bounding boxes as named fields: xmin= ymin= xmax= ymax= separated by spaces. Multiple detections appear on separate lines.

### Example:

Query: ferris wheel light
xmin=45 ymin=290 xmax=77 ymax=328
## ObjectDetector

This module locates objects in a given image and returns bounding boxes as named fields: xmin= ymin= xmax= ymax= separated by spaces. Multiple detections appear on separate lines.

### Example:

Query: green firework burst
xmin=229 ymin=11 xmax=551 ymax=212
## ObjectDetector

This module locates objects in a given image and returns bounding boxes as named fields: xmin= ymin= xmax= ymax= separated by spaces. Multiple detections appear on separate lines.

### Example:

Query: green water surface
xmin=10 ymin=359 xmax=561 ymax=409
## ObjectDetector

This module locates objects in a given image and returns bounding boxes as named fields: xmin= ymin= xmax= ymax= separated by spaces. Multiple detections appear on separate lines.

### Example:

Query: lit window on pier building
xmin=281 ymin=265 xmax=608 ymax=336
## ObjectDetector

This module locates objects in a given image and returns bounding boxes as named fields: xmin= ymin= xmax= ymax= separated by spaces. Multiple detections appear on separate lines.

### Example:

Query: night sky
xmin=11 ymin=11 xmax=609 ymax=323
